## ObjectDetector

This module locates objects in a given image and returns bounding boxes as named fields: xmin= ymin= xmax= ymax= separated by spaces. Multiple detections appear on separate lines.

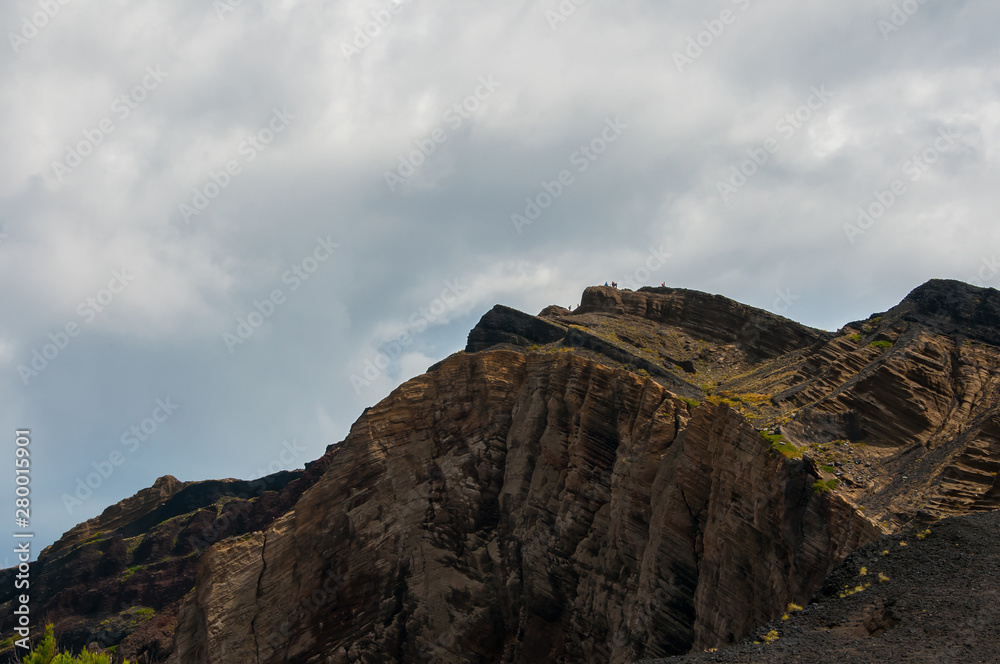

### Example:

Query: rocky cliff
xmin=651 ymin=509 xmax=1000 ymax=664
xmin=166 ymin=351 xmax=876 ymax=663
xmin=2 ymin=279 xmax=998 ymax=663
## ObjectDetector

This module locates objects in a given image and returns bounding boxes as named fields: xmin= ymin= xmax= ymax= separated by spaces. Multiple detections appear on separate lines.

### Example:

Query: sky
xmin=1 ymin=0 xmax=998 ymax=559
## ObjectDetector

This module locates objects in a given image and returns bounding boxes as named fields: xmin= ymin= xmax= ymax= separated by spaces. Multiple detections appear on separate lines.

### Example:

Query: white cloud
xmin=2 ymin=0 xmax=999 ymax=554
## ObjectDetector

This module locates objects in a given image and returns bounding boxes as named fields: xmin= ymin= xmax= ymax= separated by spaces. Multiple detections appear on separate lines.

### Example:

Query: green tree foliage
xmin=22 ymin=625 xmax=131 ymax=664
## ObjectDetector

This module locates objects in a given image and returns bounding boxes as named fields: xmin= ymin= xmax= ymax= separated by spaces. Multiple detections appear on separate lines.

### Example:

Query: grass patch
xmin=869 ymin=340 xmax=893 ymax=349
xmin=764 ymin=433 xmax=802 ymax=459
xmin=819 ymin=465 xmax=836 ymax=474
xmin=20 ymin=624 xmax=133 ymax=663
xmin=812 ymin=478 xmax=840 ymax=493
xmin=680 ymin=397 xmax=701 ymax=409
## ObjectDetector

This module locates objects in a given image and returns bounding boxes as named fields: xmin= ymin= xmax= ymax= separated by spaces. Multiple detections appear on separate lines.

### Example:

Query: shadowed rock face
xmin=4 ymin=279 xmax=999 ymax=664
xmin=465 ymin=304 xmax=568 ymax=352
xmin=650 ymin=510 xmax=1000 ymax=664
xmin=167 ymin=351 xmax=876 ymax=664
xmin=575 ymin=286 xmax=832 ymax=361
xmin=892 ymin=278 xmax=1000 ymax=345
xmin=0 ymin=466 xmax=331 ymax=663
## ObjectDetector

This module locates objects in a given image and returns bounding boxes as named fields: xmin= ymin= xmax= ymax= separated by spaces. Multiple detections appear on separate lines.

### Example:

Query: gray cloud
xmin=1 ymin=0 xmax=998 ymax=553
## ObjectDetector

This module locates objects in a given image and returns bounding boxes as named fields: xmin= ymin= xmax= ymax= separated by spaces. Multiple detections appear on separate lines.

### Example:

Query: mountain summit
xmin=3 ymin=280 xmax=999 ymax=663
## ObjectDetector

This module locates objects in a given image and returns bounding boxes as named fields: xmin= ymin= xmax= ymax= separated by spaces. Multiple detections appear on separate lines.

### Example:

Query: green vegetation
xmin=680 ymin=397 xmax=701 ymax=409
xmin=838 ymin=582 xmax=871 ymax=598
xmin=96 ymin=606 xmax=156 ymax=636
xmin=20 ymin=625 xmax=132 ymax=663
xmin=819 ymin=465 xmax=836 ymax=474
xmin=869 ymin=340 xmax=893 ymax=349
xmin=848 ymin=334 xmax=862 ymax=342
xmin=780 ymin=602 xmax=804 ymax=621
xmin=708 ymin=395 xmax=742 ymax=409
xmin=812 ymin=478 xmax=839 ymax=493
xmin=764 ymin=433 xmax=802 ymax=459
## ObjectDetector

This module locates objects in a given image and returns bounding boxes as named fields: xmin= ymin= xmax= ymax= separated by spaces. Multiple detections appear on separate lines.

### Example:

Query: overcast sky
xmin=1 ymin=0 xmax=998 ymax=558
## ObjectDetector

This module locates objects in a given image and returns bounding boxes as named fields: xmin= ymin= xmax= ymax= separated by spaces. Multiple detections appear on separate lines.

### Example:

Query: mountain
xmin=647 ymin=509 xmax=1000 ymax=664
xmin=2 ymin=279 xmax=998 ymax=663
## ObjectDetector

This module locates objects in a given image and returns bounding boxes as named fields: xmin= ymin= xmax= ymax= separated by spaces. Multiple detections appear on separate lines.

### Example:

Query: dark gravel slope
xmin=644 ymin=509 xmax=1000 ymax=664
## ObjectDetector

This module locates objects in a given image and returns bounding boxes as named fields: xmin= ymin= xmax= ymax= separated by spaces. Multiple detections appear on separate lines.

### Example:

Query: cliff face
xmin=655 ymin=509 xmax=1000 ymax=664
xmin=533 ymin=283 xmax=1000 ymax=529
xmin=0 ymin=463 xmax=332 ymax=662
xmin=167 ymin=350 xmax=876 ymax=663
xmin=4 ymin=279 xmax=998 ymax=664
xmin=574 ymin=286 xmax=831 ymax=361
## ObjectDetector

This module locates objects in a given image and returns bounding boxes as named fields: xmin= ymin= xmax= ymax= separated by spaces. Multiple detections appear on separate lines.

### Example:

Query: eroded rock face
xmin=655 ymin=510 xmax=1000 ymax=664
xmin=576 ymin=286 xmax=831 ymax=361
xmin=6 ymin=279 xmax=999 ymax=664
xmin=169 ymin=351 xmax=877 ymax=663
xmin=0 ymin=466 xmax=330 ymax=662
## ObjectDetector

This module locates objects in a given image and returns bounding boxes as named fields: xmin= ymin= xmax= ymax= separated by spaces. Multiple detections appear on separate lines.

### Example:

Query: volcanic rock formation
xmin=2 ymin=279 xmax=998 ymax=664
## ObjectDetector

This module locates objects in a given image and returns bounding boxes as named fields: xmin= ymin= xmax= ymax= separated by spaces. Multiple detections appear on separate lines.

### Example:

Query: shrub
xmin=869 ymin=340 xmax=893 ymax=349
xmin=763 ymin=433 xmax=802 ymax=459
xmin=22 ymin=625 xmax=133 ymax=664
xmin=812 ymin=478 xmax=839 ymax=493
xmin=680 ymin=397 xmax=701 ymax=409
xmin=761 ymin=630 xmax=780 ymax=644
